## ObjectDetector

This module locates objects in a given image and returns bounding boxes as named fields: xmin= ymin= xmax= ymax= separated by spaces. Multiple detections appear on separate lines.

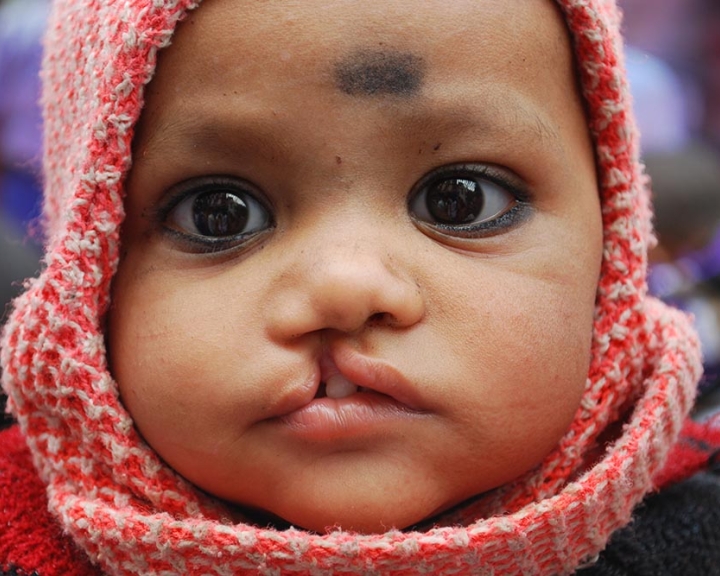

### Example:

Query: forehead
xmin=174 ymin=0 xmax=566 ymax=61
xmin=138 ymin=0 xmax=580 ymax=165
xmin=148 ymin=0 xmax=572 ymax=101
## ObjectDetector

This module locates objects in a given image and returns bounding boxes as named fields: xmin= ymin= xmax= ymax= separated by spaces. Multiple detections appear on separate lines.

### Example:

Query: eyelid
xmin=417 ymin=163 xmax=531 ymax=203
xmin=153 ymin=175 xmax=273 ymax=223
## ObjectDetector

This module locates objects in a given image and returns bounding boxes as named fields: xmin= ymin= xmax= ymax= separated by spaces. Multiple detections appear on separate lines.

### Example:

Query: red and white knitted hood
xmin=1 ymin=0 xmax=702 ymax=574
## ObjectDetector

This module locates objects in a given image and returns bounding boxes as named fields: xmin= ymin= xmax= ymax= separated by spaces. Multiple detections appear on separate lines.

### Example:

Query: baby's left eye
xmin=408 ymin=164 xmax=526 ymax=236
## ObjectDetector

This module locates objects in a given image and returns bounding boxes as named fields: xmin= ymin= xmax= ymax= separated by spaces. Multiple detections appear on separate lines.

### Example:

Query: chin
xmin=208 ymin=453 xmax=475 ymax=534
xmin=243 ymin=487 xmax=444 ymax=534
xmin=283 ymin=508 xmax=424 ymax=535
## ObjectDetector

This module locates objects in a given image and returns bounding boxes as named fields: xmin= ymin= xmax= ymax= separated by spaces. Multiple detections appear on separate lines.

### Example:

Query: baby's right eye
xmin=162 ymin=177 xmax=273 ymax=251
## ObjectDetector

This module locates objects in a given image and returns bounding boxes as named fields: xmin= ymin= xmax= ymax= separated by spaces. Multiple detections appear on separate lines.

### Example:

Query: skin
xmin=109 ymin=0 xmax=603 ymax=533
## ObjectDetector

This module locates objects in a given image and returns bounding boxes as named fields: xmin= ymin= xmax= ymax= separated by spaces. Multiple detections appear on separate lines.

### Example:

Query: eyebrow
xmin=136 ymin=91 xmax=563 ymax=171
xmin=134 ymin=114 xmax=293 ymax=171
xmin=334 ymin=50 xmax=425 ymax=97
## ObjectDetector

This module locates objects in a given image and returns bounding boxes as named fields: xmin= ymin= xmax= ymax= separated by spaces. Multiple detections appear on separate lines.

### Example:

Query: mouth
xmin=272 ymin=348 xmax=428 ymax=440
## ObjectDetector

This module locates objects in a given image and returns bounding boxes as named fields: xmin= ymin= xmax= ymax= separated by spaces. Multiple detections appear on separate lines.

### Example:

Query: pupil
xmin=426 ymin=178 xmax=484 ymax=224
xmin=193 ymin=191 xmax=249 ymax=237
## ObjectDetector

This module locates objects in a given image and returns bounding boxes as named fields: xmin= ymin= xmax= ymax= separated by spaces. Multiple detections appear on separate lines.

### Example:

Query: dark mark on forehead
xmin=334 ymin=49 xmax=425 ymax=97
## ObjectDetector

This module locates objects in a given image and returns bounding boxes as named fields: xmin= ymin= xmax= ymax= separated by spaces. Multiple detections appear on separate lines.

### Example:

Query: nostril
xmin=368 ymin=312 xmax=388 ymax=324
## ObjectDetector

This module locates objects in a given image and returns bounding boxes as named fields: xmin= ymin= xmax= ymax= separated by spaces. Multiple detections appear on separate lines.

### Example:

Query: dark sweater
xmin=577 ymin=470 xmax=720 ymax=575
xmin=1 ymin=423 xmax=719 ymax=576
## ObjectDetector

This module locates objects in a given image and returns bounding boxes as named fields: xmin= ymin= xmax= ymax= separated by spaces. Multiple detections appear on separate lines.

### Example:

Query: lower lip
xmin=276 ymin=392 xmax=423 ymax=441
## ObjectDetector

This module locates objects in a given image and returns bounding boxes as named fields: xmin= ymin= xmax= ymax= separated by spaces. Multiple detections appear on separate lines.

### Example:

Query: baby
xmin=110 ymin=0 xmax=602 ymax=535
xmin=0 ymin=0 xmax=714 ymax=574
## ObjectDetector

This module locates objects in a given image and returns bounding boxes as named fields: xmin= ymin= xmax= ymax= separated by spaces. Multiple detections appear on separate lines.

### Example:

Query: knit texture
xmin=574 ymin=414 xmax=720 ymax=576
xmin=0 ymin=0 xmax=703 ymax=575
xmin=0 ymin=426 xmax=99 ymax=576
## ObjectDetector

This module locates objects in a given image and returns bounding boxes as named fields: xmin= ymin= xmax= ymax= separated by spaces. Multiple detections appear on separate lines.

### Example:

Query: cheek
xmin=429 ymin=258 xmax=597 ymax=473
xmin=107 ymin=261 xmax=271 ymax=454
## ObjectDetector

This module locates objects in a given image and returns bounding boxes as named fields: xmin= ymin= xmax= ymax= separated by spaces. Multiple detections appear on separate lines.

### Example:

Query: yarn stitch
xmin=0 ymin=0 xmax=703 ymax=574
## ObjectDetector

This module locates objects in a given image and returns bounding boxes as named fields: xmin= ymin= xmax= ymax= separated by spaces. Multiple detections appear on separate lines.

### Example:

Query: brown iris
xmin=192 ymin=192 xmax=249 ymax=237
xmin=426 ymin=178 xmax=484 ymax=224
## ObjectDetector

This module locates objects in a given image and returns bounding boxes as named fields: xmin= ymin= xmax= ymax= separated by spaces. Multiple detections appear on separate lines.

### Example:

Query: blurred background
xmin=0 ymin=0 xmax=719 ymax=427
xmin=621 ymin=0 xmax=720 ymax=414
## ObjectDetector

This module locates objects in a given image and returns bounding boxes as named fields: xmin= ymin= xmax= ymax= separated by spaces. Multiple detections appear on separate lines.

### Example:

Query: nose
xmin=265 ymin=236 xmax=425 ymax=340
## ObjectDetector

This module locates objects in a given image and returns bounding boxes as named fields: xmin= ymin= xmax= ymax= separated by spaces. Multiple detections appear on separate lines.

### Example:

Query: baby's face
xmin=109 ymin=0 xmax=602 ymax=533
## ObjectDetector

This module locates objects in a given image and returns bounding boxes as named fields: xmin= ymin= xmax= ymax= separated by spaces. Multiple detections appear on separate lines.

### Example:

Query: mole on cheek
xmin=334 ymin=49 xmax=425 ymax=97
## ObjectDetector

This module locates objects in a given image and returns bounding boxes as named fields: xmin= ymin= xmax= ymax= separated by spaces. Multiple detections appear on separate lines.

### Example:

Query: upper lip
xmin=320 ymin=345 xmax=426 ymax=411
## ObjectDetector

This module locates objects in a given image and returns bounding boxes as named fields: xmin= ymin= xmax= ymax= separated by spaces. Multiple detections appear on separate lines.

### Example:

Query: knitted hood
xmin=1 ymin=0 xmax=702 ymax=574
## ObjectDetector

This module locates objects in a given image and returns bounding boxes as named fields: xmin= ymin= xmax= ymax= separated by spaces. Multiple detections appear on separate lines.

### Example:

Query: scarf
xmin=0 ymin=0 xmax=703 ymax=574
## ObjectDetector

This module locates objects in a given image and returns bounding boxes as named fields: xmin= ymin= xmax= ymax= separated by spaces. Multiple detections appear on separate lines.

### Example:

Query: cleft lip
xmin=270 ymin=346 xmax=428 ymax=422
xmin=326 ymin=345 xmax=427 ymax=412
